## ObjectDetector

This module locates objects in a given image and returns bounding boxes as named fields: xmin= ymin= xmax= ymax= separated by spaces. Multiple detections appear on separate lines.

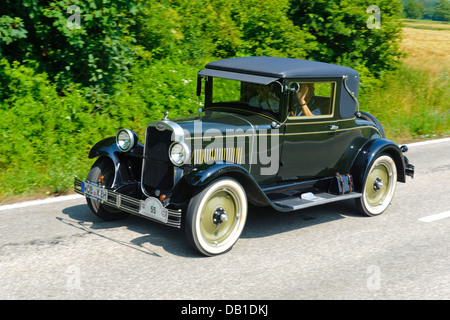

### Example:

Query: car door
xmin=277 ymin=80 xmax=340 ymax=181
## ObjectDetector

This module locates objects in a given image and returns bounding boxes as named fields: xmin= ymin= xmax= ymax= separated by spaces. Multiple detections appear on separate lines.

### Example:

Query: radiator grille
xmin=142 ymin=126 xmax=174 ymax=191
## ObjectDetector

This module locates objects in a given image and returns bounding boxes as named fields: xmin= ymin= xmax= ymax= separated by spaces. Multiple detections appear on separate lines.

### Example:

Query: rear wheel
xmin=356 ymin=154 xmax=397 ymax=216
xmin=185 ymin=177 xmax=247 ymax=256
xmin=86 ymin=158 xmax=130 ymax=221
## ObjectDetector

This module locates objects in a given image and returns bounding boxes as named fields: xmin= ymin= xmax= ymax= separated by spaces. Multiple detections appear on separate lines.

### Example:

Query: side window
xmin=288 ymin=81 xmax=335 ymax=117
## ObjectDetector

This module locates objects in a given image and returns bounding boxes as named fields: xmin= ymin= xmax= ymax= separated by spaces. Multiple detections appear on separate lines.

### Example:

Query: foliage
xmin=228 ymin=0 xmax=316 ymax=58
xmin=402 ymin=0 xmax=450 ymax=21
xmin=289 ymin=0 xmax=404 ymax=81
xmin=404 ymin=0 xmax=426 ymax=18
xmin=434 ymin=0 xmax=450 ymax=20
xmin=0 ymin=15 xmax=28 ymax=48
xmin=0 ymin=0 xmax=142 ymax=90
xmin=134 ymin=0 xmax=315 ymax=62
xmin=360 ymin=63 xmax=449 ymax=140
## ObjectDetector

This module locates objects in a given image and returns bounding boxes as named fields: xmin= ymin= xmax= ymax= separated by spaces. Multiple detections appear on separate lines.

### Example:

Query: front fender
xmin=184 ymin=162 xmax=252 ymax=186
xmin=183 ymin=162 xmax=272 ymax=207
xmin=89 ymin=137 xmax=119 ymax=159
xmin=350 ymin=138 xmax=406 ymax=192
xmin=88 ymin=137 xmax=143 ymax=187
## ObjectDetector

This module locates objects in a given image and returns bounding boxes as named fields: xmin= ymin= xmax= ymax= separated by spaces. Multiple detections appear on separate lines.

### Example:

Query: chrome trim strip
xmin=227 ymin=113 xmax=255 ymax=173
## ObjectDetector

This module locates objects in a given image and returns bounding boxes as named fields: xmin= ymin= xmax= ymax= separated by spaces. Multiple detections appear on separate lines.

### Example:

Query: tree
xmin=135 ymin=0 xmax=315 ymax=62
xmin=0 ymin=0 xmax=142 ymax=90
xmin=404 ymin=0 xmax=426 ymax=19
xmin=434 ymin=0 xmax=450 ymax=21
xmin=289 ymin=0 xmax=404 ymax=80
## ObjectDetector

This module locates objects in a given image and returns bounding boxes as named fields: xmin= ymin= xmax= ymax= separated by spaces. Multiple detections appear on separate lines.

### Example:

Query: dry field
xmin=400 ymin=20 xmax=450 ymax=73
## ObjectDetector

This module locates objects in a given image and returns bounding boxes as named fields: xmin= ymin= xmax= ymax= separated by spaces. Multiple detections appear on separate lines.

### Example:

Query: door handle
xmin=328 ymin=124 xmax=339 ymax=131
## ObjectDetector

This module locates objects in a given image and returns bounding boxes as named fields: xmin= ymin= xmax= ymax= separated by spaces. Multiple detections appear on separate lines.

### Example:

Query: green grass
xmin=359 ymin=63 xmax=450 ymax=142
xmin=403 ymin=19 xmax=450 ymax=30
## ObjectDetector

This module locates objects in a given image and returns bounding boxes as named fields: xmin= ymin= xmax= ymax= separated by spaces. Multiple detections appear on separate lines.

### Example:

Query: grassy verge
xmin=359 ymin=63 xmax=449 ymax=142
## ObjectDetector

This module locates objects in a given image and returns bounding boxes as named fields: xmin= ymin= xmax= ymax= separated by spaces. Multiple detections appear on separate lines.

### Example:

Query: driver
xmin=291 ymin=83 xmax=316 ymax=116
xmin=290 ymin=83 xmax=330 ymax=117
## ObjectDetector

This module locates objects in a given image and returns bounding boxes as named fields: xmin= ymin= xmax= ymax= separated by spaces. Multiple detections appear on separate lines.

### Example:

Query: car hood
xmin=171 ymin=111 xmax=259 ymax=138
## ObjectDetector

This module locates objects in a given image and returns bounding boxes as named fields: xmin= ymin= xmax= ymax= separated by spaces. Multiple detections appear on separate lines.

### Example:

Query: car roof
xmin=200 ymin=56 xmax=358 ymax=80
xmin=198 ymin=56 xmax=360 ymax=120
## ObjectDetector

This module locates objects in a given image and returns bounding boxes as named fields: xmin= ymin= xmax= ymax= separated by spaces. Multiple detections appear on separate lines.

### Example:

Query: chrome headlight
xmin=169 ymin=142 xmax=190 ymax=166
xmin=116 ymin=129 xmax=138 ymax=152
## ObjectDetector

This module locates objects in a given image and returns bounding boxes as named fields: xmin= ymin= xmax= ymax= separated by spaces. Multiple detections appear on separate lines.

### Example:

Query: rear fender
xmin=350 ymin=138 xmax=406 ymax=192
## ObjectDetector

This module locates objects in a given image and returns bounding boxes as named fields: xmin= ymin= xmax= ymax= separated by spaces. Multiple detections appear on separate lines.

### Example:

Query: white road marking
xmin=407 ymin=137 xmax=450 ymax=148
xmin=0 ymin=194 xmax=83 ymax=211
xmin=418 ymin=211 xmax=450 ymax=223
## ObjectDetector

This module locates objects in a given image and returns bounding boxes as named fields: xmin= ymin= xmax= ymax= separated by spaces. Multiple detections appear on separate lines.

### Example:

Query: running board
xmin=271 ymin=192 xmax=362 ymax=212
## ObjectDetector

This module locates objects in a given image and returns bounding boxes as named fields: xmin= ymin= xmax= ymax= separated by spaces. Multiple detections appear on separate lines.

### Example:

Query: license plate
xmin=83 ymin=181 xmax=108 ymax=202
xmin=139 ymin=197 xmax=169 ymax=224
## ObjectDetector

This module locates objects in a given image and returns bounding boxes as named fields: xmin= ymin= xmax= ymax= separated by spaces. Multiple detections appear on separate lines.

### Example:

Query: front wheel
xmin=356 ymin=154 xmax=397 ymax=216
xmin=86 ymin=157 xmax=130 ymax=221
xmin=185 ymin=177 xmax=248 ymax=256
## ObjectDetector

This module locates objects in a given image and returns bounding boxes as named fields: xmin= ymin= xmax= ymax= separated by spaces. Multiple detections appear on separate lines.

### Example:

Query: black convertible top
xmin=198 ymin=56 xmax=360 ymax=119
xmin=200 ymin=56 xmax=358 ymax=80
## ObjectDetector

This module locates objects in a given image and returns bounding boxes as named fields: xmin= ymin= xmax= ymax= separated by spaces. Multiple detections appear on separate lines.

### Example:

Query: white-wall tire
xmin=186 ymin=177 xmax=248 ymax=256
xmin=357 ymin=154 xmax=397 ymax=216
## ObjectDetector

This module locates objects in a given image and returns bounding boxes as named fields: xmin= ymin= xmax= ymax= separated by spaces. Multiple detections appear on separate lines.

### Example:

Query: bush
xmin=0 ymin=58 xmax=202 ymax=198
xmin=0 ymin=59 xmax=106 ymax=196
xmin=0 ymin=0 xmax=142 ymax=90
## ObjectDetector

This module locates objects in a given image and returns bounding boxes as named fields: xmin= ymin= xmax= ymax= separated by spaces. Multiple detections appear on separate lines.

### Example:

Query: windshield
xmin=208 ymin=78 xmax=282 ymax=116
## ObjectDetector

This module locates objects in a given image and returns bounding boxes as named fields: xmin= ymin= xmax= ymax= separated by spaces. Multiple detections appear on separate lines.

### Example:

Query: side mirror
xmin=287 ymin=82 xmax=300 ymax=111
xmin=289 ymin=82 xmax=300 ymax=92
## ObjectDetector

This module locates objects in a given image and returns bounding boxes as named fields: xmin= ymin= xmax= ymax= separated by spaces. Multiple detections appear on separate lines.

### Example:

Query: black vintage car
xmin=74 ymin=57 xmax=414 ymax=256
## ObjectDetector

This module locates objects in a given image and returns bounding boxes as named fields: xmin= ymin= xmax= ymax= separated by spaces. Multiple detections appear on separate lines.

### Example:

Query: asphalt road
xmin=0 ymin=138 xmax=449 ymax=300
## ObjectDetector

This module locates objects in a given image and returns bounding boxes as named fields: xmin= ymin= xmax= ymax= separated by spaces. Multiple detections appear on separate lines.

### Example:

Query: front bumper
xmin=74 ymin=177 xmax=182 ymax=228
